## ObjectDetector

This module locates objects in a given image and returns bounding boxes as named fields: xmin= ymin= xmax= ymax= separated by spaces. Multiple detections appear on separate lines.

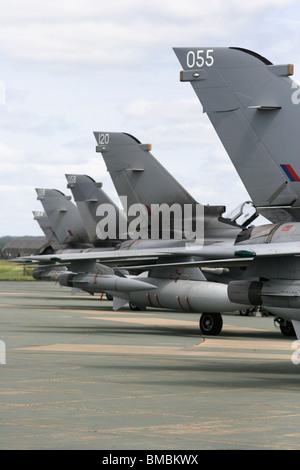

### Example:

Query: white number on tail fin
xmin=98 ymin=133 xmax=110 ymax=145
xmin=186 ymin=49 xmax=214 ymax=68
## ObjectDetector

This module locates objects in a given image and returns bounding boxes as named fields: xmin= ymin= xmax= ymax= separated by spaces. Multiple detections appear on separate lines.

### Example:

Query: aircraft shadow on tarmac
xmin=19 ymin=315 xmax=284 ymax=340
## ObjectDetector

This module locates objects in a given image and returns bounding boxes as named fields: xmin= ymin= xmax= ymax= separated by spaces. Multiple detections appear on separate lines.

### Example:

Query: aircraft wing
xmin=12 ymin=241 xmax=300 ymax=267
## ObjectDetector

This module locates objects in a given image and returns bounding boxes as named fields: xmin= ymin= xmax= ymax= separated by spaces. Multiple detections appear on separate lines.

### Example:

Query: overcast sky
xmin=0 ymin=0 xmax=300 ymax=236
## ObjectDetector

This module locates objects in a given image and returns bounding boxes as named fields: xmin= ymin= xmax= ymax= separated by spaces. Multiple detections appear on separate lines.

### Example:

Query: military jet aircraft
xmin=17 ymin=131 xmax=264 ymax=336
xmin=32 ymin=170 xmax=197 ymax=297
xmin=32 ymin=185 xmax=131 ymax=289
xmin=173 ymin=46 xmax=300 ymax=337
xmin=18 ymin=238 xmax=300 ymax=337
xmin=32 ymin=187 xmax=104 ymax=284
xmin=17 ymin=134 xmax=256 ymax=334
xmin=20 ymin=47 xmax=300 ymax=340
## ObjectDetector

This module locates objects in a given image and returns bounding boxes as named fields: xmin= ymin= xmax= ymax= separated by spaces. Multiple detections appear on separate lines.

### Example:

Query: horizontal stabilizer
xmin=248 ymin=105 xmax=281 ymax=110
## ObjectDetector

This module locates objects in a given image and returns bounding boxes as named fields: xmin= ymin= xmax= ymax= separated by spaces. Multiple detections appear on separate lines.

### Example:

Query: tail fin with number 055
xmin=174 ymin=46 xmax=300 ymax=223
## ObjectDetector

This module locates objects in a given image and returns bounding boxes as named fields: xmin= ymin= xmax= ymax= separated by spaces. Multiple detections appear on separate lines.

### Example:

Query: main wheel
xmin=129 ymin=302 xmax=143 ymax=311
xmin=279 ymin=320 xmax=296 ymax=337
xmin=199 ymin=312 xmax=223 ymax=336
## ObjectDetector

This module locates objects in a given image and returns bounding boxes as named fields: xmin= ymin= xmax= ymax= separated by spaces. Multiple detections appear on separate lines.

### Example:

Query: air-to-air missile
xmin=32 ymin=266 xmax=67 ymax=281
xmin=57 ymin=271 xmax=157 ymax=294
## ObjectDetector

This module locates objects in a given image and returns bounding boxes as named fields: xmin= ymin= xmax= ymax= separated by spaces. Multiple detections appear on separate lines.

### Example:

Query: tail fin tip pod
xmin=94 ymin=131 xmax=152 ymax=157
xmin=173 ymin=47 xmax=300 ymax=222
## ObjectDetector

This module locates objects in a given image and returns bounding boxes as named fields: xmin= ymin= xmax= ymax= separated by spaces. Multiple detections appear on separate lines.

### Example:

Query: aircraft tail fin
xmin=94 ymin=132 xmax=200 ymax=239
xmin=94 ymin=131 xmax=240 ymax=241
xmin=35 ymin=188 xmax=91 ymax=247
xmin=174 ymin=47 xmax=300 ymax=223
xmin=94 ymin=131 xmax=197 ymax=208
xmin=32 ymin=211 xmax=63 ymax=251
xmin=65 ymin=174 xmax=127 ymax=246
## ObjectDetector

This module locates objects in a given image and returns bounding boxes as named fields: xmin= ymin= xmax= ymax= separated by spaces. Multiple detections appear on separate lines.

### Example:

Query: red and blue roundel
xmin=280 ymin=164 xmax=300 ymax=182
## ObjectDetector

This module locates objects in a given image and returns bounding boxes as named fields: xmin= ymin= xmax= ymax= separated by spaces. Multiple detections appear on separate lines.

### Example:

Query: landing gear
xmin=275 ymin=318 xmax=296 ymax=337
xmin=129 ymin=302 xmax=144 ymax=311
xmin=199 ymin=312 xmax=223 ymax=336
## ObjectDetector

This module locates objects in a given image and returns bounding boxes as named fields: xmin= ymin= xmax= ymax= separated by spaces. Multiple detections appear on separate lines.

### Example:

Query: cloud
xmin=123 ymin=98 xmax=219 ymax=146
xmin=0 ymin=0 xmax=297 ymax=68
xmin=124 ymin=98 xmax=200 ymax=120
xmin=0 ymin=0 xmax=299 ymax=236
xmin=0 ymin=106 xmax=74 ymax=136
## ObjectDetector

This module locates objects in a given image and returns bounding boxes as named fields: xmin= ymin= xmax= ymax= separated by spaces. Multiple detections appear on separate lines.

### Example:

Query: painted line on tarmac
xmin=15 ymin=337 xmax=293 ymax=361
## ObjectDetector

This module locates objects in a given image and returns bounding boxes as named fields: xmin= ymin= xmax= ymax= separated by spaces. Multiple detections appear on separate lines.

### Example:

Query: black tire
xmin=279 ymin=320 xmax=296 ymax=337
xmin=239 ymin=308 xmax=250 ymax=316
xmin=199 ymin=312 xmax=223 ymax=336
xmin=129 ymin=302 xmax=142 ymax=311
